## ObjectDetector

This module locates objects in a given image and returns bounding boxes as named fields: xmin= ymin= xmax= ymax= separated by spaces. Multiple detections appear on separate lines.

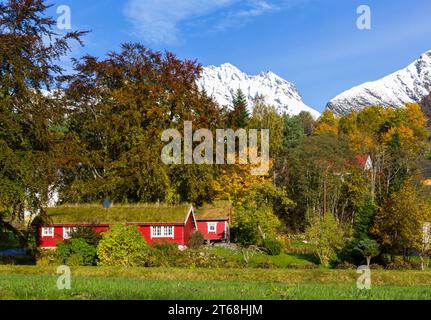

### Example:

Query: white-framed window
xmin=63 ymin=227 xmax=76 ymax=240
xmin=42 ymin=227 xmax=54 ymax=237
xmin=207 ymin=222 xmax=217 ymax=233
xmin=151 ymin=226 xmax=174 ymax=238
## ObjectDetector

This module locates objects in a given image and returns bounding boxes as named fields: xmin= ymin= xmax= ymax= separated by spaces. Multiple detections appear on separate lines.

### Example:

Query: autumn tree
xmin=60 ymin=44 xmax=221 ymax=205
xmin=0 ymin=0 xmax=85 ymax=245
xmin=314 ymin=109 xmax=338 ymax=135
xmin=372 ymin=180 xmax=431 ymax=264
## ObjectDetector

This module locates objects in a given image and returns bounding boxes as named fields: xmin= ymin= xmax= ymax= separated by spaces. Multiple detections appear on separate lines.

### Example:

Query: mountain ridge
xmin=326 ymin=50 xmax=431 ymax=115
xmin=197 ymin=63 xmax=321 ymax=118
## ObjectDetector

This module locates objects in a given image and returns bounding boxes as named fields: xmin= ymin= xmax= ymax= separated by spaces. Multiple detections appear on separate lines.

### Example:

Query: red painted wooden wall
xmin=196 ymin=220 xmax=228 ymax=241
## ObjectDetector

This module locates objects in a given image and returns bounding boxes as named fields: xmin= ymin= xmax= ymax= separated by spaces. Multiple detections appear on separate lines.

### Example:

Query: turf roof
xmin=45 ymin=202 xmax=231 ymax=224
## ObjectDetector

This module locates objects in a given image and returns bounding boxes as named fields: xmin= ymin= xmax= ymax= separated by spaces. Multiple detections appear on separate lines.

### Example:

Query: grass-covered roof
xmin=194 ymin=202 xmax=232 ymax=220
xmin=45 ymin=201 xmax=231 ymax=224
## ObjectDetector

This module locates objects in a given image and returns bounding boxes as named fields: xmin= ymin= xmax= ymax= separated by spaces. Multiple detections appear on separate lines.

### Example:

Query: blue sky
xmin=49 ymin=0 xmax=431 ymax=112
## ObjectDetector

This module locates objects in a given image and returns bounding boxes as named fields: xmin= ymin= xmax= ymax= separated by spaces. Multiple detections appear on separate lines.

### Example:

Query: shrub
xmin=147 ymin=241 xmax=182 ymax=267
xmin=262 ymin=237 xmax=282 ymax=256
xmin=175 ymin=251 xmax=228 ymax=268
xmin=385 ymin=259 xmax=422 ymax=270
xmin=56 ymin=238 xmax=97 ymax=266
xmin=69 ymin=227 xmax=102 ymax=246
xmin=188 ymin=231 xmax=204 ymax=249
xmin=335 ymin=261 xmax=357 ymax=270
xmin=96 ymin=225 xmax=149 ymax=267
xmin=305 ymin=214 xmax=345 ymax=267
xmin=36 ymin=250 xmax=58 ymax=266
xmin=255 ymin=261 xmax=275 ymax=269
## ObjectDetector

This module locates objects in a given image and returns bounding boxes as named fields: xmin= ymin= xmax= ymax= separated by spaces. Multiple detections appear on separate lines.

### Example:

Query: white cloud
xmin=123 ymin=0 xmax=282 ymax=45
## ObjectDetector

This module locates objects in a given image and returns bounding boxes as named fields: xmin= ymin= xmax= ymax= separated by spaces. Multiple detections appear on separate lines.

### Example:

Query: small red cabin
xmin=194 ymin=205 xmax=231 ymax=243
xmin=37 ymin=203 xmax=230 ymax=248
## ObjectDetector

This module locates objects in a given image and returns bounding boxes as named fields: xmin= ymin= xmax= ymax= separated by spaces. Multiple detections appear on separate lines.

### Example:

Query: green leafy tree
xmin=97 ymin=225 xmax=150 ymax=267
xmin=354 ymin=238 xmax=380 ymax=267
xmin=60 ymin=44 xmax=221 ymax=204
xmin=283 ymin=114 xmax=305 ymax=149
xmin=232 ymin=184 xmax=292 ymax=245
xmin=276 ymin=133 xmax=365 ymax=230
xmin=305 ymin=214 xmax=345 ymax=267
xmin=248 ymin=98 xmax=284 ymax=157
xmin=0 ymin=0 xmax=85 ymax=246
xmin=353 ymin=195 xmax=377 ymax=240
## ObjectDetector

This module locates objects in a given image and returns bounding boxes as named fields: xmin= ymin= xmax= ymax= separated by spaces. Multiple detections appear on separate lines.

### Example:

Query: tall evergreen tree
xmin=228 ymin=89 xmax=249 ymax=129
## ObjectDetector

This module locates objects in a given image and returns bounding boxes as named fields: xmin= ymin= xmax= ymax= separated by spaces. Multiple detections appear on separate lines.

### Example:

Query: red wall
xmin=37 ymin=223 xmax=193 ymax=248
xmin=37 ymin=226 xmax=64 ymax=248
xmin=138 ymin=224 xmax=184 ymax=245
xmin=197 ymin=220 xmax=228 ymax=241
xmin=183 ymin=211 xmax=196 ymax=245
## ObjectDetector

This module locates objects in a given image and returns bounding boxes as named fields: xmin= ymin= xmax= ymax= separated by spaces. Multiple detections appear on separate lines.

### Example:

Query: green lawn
xmin=202 ymin=246 xmax=317 ymax=268
xmin=0 ymin=266 xmax=430 ymax=300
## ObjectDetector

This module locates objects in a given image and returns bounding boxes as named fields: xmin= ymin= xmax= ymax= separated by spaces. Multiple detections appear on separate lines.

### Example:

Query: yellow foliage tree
xmin=314 ymin=110 xmax=338 ymax=135
xmin=372 ymin=180 xmax=431 ymax=268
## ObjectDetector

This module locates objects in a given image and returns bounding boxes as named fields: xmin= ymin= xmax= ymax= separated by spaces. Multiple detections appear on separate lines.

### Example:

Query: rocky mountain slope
xmin=326 ymin=51 xmax=431 ymax=115
xmin=197 ymin=63 xmax=320 ymax=118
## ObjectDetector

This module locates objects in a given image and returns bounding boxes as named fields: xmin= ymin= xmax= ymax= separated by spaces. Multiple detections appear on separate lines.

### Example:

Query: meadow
xmin=0 ymin=266 xmax=430 ymax=300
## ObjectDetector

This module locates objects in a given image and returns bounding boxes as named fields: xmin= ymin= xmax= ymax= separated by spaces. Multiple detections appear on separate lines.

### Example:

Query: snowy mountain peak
xmin=327 ymin=50 xmax=431 ymax=115
xmin=197 ymin=63 xmax=320 ymax=118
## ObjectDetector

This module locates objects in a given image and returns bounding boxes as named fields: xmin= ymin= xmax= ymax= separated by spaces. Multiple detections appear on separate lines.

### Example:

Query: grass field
xmin=202 ymin=246 xmax=317 ymax=268
xmin=0 ymin=266 xmax=430 ymax=300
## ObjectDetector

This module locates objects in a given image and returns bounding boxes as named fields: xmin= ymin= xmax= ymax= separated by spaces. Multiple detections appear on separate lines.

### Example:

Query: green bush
xmin=188 ymin=231 xmax=204 ymax=249
xmin=69 ymin=227 xmax=102 ymax=246
xmin=96 ymin=225 xmax=149 ymax=267
xmin=147 ymin=241 xmax=182 ymax=267
xmin=305 ymin=214 xmax=345 ymax=267
xmin=385 ymin=259 xmax=422 ymax=270
xmin=262 ymin=237 xmax=282 ymax=256
xmin=175 ymin=251 xmax=229 ymax=268
xmin=56 ymin=238 xmax=97 ymax=266
xmin=335 ymin=261 xmax=357 ymax=270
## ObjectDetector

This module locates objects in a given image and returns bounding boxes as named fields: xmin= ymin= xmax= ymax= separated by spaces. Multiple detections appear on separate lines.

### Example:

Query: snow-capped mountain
xmin=327 ymin=50 xmax=431 ymax=115
xmin=197 ymin=63 xmax=320 ymax=118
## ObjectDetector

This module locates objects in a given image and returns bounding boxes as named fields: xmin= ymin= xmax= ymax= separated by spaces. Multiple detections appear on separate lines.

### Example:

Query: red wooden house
xmin=37 ymin=203 xmax=230 ymax=249
xmin=194 ymin=204 xmax=231 ymax=243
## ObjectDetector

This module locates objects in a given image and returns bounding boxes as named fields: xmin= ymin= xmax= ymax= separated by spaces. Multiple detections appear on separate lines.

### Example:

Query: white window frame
xmin=63 ymin=227 xmax=76 ymax=240
xmin=151 ymin=226 xmax=175 ymax=239
xmin=207 ymin=222 xmax=217 ymax=233
xmin=42 ymin=227 xmax=54 ymax=237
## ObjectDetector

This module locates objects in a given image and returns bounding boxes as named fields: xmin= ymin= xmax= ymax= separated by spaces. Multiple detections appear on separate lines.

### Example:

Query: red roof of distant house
xmin=355 ymin=155 xmax=371 ymax=170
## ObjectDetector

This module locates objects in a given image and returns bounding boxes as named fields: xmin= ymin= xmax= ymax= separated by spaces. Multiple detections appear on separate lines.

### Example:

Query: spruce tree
xmin=230 ymin=89 xmax=249 ymax=129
